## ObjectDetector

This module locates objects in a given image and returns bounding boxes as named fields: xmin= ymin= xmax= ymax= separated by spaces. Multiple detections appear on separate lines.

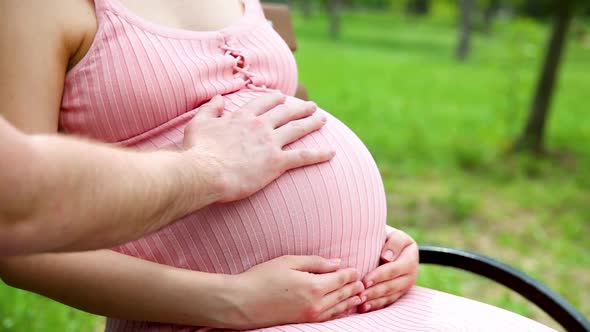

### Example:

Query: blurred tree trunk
xmin=328 ymin=0 xmax=341 ymax=40
xmin=405 ymin=0 xmax=431 ymax=16
xmin=455 ymin=0 xmax=474 ymax=61
xmin=301 ymin=0 xmax=312 ymax=19
xmin=514 ymin=0 xmax=574 ymax=153
xmin=482 ymin=0 xmax=500 ymax=35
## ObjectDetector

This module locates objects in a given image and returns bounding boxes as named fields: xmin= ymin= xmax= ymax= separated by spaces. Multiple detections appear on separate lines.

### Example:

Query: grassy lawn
xmin=295 ymin=10 xmax=589 ymax=331
xmin=1 ymin=9 xmax=588 ymax=332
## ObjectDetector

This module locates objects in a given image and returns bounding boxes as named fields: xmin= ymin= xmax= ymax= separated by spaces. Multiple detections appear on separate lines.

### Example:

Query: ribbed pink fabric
xmin=59 ymin=1 xmax=556 ymax=331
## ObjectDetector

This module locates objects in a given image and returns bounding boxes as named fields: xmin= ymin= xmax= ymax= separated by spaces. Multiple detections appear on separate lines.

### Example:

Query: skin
xmin=1 ymin=252 xmax=364 ymax=329
xmin=0 ymin=0 xmax=418 ymax=328
xmin=361 ymin=226 xmax=419 ymax=313
xmin=0 ymin=95 xmax=333 ymax=255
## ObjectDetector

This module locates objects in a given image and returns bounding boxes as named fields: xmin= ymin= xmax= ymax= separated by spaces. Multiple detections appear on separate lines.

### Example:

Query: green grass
xmin=294 ymin=11 xmax=590 ymax=330
xmin=1 ymin=10 xmax=589 ymax=332
xmin=0 ymin=290 xmax=101 ymax=332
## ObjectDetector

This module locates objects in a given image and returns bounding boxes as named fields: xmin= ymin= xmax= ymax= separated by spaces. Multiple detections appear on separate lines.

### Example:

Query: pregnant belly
xmin=114 ymin=91 xmax=387 ymax=278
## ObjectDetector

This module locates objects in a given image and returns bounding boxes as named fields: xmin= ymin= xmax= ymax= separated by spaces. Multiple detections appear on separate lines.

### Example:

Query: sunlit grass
xmin=295 ymin=11 xmax=590 ymax=331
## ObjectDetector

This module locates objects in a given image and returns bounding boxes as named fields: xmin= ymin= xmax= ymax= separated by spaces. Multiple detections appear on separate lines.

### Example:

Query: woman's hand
xmin=220 ymin=255 xmax=365 ymax=330
xmin=358 ymin=227 xmax=418 ymax=313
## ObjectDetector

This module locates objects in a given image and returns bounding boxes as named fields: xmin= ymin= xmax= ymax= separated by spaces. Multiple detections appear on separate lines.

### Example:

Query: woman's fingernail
xmin=383 ymin=250 xmax=394 ymax=262
xmin=366 ymin=280 xmax=374 ymax=288
xmin=365 ymin=303 xmax=372 ymax=311
xmin=354 ymin=297 xmax=362 ymax=305
xmin=360 ymin=295 xmax=367 ymax=303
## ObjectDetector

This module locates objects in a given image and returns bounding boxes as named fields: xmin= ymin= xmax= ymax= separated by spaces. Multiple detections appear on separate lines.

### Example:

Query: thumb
xmin=194 ymin=95 xmax=224 ymax=120
xmin=381 ymin=229 xmax=409 ymax=263
xmin=284 ymin=255 xmax=342 ymax=274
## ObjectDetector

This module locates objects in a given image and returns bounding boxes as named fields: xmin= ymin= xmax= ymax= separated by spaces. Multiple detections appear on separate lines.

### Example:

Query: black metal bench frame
xmin=419 ymin=246 xmax=590 ymax=331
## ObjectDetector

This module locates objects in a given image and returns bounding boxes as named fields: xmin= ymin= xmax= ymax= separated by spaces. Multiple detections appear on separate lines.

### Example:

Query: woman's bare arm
xmin=0 ymin=250 xmax=363 ymax=329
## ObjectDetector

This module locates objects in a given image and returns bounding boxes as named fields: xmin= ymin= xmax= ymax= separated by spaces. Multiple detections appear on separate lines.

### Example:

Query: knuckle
xmin=291 ymin=121 xmax=306 ymax=135
xmin=343 ymin=269 xmax=357 ymax=283
xmin=309 ymin=281 xmax=323 ymax=297
xmin=350 ymin=295 xmax=363 ymax=306
xmin=355 ymin=280 xmax=365 ymax=293
xmin=269 ymin=148 xmax=282 ymax=163
xmin=298 ymin=149 xmax=312 ymax=162
xmin=389 ymin=269 xmax=399 ymax=280
xmin=304 ymin=304 xmax=322 ymax=321
xmin=251 ymin=117 xmax=264 ymax=128
xmin=335 ymin=289 xmax=348 ymax=302
xmin=384 ymin=281 xmax=397 ymax=294
xmin=363 ymin=286 xmax=374 ymax=298
xmin=307 ymin=255 xmax=323 ymax=267
xmin=271 ymin=92 xmax=285 ymax=102
xmin=337 ymin=273 xmax=348 ymax=285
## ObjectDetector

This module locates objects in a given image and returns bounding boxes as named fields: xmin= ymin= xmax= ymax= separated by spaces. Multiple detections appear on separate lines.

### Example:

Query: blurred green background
xmin=1 ymin=0 xmax=589 ymax=331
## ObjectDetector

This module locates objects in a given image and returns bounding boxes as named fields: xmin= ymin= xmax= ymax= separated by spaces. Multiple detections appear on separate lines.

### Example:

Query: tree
xmin=405 ymin=0 xmax=431 ymax=16
xmin=300 ymin=0 xmax=313 ymax=19
xmin=328 ymin=0 xmax=342 ymax=39
xmin=482 ymin=0 xmax=501 ymax=35
xmin=455 ymin=0 xmax=475 ymax=61
xmin=513 ymin=0 xmax=575 ymax=153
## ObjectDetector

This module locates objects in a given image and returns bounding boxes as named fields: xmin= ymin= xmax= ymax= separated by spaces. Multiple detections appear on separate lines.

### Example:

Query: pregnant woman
xmin=0 ymin=0 xmax=555 ymax=331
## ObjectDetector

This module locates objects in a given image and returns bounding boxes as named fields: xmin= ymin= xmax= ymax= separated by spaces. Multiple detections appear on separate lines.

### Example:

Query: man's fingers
xmin=315 ymin=294 xmax=363 ymax=322
xmin=359 ymin=291 xmax=404 ymax=313
xmin=193 ymin=95 xmax=224 ymax=120
xmin=282 ymin=148 xmax=335 ymax=171
xmin=320 ymin=280 xmax=364 ymax=311
xmin=274 ymin=113 xmax=327 ymax=146
xmin=239 ymin=92 xmax=286 ymax=116
xmin=260 ymin=101 xmax=317 ymax=129
xmin=314 ymin=268 xmax=359 ymax=295
xmin=281 ymin=255 xmax=342 ymax=274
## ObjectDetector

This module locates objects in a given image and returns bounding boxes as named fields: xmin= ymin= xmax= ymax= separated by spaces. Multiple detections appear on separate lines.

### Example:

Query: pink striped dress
xmin=59 ymin=0 xmax=556 ymax=331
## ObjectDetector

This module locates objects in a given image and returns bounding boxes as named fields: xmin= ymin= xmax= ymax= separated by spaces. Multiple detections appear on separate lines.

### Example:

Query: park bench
xmin=261 ymin=3 xmax=590 ymax=332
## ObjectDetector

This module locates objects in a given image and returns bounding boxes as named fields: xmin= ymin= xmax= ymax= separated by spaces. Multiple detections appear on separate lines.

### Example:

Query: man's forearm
xmin=0 ymin=130 xmax=221 ymax=255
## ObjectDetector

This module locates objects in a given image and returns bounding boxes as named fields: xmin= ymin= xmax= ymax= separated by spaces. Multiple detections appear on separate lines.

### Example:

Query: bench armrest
xmin=262 ymin=4 xmax=298 ymax=52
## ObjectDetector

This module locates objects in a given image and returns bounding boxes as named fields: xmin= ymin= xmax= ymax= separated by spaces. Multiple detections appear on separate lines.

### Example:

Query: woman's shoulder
xmin=0 ymin=0 xmax=95 ymax=69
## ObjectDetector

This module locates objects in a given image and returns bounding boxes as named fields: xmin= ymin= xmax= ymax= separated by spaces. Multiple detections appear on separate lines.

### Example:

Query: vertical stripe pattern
xmin=59 ymin=1 xmax=555 ymax=331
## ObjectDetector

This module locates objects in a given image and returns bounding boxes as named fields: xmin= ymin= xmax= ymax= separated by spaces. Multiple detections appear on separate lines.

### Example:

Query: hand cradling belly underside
xmin=113 ymin=91 xmax=388 ymax=278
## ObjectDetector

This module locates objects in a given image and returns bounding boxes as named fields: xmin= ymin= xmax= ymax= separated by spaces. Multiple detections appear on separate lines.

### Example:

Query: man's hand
xmin=184 ymin=93 xmax=334 ymax=203
xmin=221 ymin=255 xmax=365 ymax=330
xmin=0 ymin=92 xmax=333 ymax=255
xmin=358 ymin=227 xmax=418 ymax=313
